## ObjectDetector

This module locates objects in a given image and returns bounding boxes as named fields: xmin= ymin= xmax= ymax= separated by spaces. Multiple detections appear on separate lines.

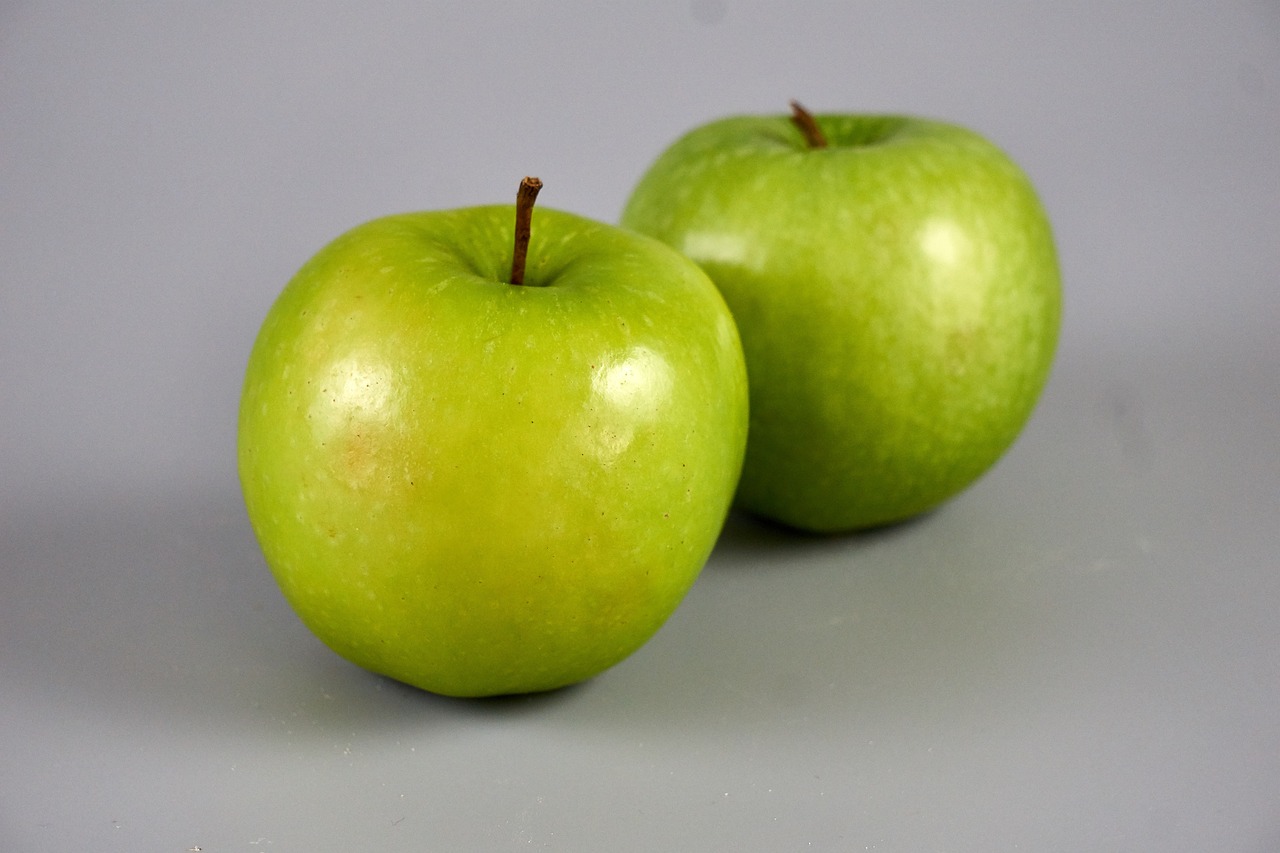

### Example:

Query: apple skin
xmin=237 ymin=206 xmax=748 ymax=697
xmin=621 ymin=113 xmax=1061 ymax=532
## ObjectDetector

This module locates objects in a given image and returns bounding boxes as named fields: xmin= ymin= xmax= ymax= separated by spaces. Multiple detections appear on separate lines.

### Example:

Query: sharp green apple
xmin=238 ymin=179 xmax=748 ymax=697
xmin=621 ymin=104 xmax=1061 ymax=532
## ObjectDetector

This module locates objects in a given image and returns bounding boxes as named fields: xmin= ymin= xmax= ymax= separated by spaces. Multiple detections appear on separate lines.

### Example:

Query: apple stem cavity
xmin=789 ymin=100 xmax=828 ymax=149
xmin=510 ymin=176 xmax=543 ymax=286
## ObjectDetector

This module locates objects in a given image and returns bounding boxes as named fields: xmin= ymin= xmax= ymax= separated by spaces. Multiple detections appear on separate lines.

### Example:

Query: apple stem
xmin=789 ymin=100 xmax=828 ymax=149
xmin=510 ymin=176 xmax=543 ymax=286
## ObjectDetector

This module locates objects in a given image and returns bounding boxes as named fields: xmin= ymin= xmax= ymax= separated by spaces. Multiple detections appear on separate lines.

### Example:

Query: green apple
xmin=621 ymin=104 xmax=1061 ymax=532
xmin=238 ymin=179 xmax=748 ymax=697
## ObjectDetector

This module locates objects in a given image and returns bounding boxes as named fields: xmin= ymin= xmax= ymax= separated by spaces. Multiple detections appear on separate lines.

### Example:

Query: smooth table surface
xmin=4 ymin=337 xmax=1278 ymax=851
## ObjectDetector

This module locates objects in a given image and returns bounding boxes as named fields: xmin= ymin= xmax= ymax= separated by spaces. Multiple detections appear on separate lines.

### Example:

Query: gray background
xmin=2 ymin=2 xmax=1278 ymax=850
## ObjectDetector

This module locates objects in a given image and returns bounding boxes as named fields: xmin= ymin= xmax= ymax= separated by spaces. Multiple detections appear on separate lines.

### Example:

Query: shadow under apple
xmin=0 ymin=474 xmax=1051 ymax=747
xmin=548 ymin=485 xmax=1061 ymax=740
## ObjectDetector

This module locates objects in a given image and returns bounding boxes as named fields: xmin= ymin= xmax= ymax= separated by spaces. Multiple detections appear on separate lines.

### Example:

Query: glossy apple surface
xmin=238 ymin=205 xmax=748 ymax=696
xmin=622 ymin=111 xmax=1061 ymax=532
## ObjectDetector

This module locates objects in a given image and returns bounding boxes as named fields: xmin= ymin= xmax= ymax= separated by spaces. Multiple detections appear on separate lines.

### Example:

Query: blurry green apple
xmin=622 ymin=104 xmax=1061 ymax=532
xmin=238 ymin=179 xmax=748 ymax=697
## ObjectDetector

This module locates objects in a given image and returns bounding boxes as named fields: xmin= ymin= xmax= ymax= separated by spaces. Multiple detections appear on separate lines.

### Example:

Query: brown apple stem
xmin=510 ymin=176 xmax=543 ymax=286
xmin=789 ymin=100 xmax=828 ymax=149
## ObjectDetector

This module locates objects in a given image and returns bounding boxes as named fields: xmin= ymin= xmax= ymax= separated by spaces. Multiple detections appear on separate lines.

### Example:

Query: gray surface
xmin=2 ymin=3 xmax=1278 ymax=850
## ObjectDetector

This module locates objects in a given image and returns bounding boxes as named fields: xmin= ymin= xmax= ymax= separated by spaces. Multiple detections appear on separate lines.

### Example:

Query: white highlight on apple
xmin=587 ymin=345 xmax=674 ymax=463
